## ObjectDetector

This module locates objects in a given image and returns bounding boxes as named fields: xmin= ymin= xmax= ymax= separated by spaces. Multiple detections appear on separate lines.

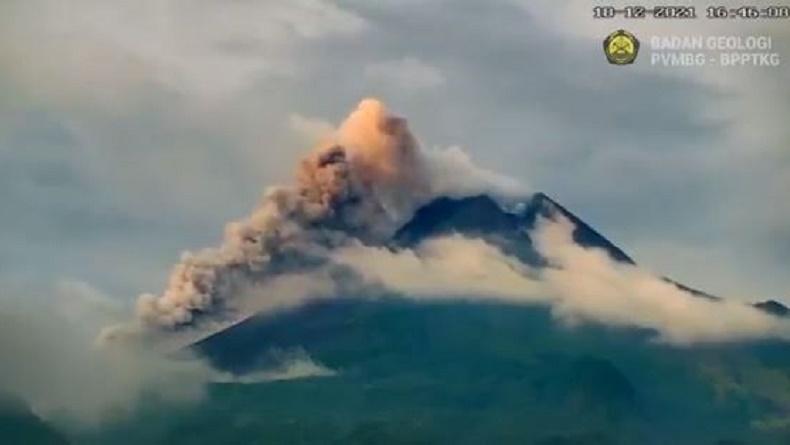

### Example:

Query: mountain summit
xmin=394 ymin=192 xmax=633 ymax=266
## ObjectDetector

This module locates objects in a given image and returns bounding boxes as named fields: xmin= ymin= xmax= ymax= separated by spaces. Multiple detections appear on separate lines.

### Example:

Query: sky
xmin=0 ymin=0 xmax=787 ymax=305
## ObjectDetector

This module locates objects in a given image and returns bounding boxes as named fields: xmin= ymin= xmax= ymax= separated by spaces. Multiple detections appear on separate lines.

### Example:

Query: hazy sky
xmin=0 ymin=0 xmax=787 ymax=303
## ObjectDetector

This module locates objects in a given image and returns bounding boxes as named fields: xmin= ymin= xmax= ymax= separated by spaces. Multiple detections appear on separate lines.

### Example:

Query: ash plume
xmin=121 ymin=98 xmax=521 ymax=333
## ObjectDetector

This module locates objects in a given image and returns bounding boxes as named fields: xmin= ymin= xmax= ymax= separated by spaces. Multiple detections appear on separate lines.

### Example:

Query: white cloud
xmin=333 ymin=215 xmax=790 ymax=345
xmin=212 ymin=348 xmax=336 ymax=384
xmin=334 ymin=235 xmax=542 ymax=300
xmin=422 ymin=145 xmax=529 ymax=199
xmin=0 ymin=0 xmax=368 ymax=102
xmin=0 ymin=279 xmax=335 ymax=424
xmin=533 ymin=216 xmax=786 ymax=345
xmin=0 ymin=282 xmax=215 ymax=425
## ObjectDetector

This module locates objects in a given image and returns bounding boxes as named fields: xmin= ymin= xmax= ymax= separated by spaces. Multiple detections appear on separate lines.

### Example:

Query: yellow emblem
xmin=603 ymin=30 xmax=640 ymax=65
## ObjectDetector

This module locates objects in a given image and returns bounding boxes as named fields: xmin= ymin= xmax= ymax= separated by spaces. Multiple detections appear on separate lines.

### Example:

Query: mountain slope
xmin=0 ymin=394 xmax=69 ymax=445
xmin=180 ymin=298 xmax=790 ymax=445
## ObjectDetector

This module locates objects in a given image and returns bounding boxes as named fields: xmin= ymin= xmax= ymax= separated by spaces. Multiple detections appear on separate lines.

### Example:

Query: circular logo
xmin=604 ymin=30 xmax=640 ymax=65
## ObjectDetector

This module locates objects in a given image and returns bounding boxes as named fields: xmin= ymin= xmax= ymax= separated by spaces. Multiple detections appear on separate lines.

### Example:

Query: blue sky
xmin=0 ymin=0 xmax=787 ymax=303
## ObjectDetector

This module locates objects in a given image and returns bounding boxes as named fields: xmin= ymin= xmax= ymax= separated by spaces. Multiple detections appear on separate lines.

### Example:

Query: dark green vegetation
xmin=54 ymin=299 xmax=790 ymax=445
xmin=0 ymin=393 xmax=69 ymax=445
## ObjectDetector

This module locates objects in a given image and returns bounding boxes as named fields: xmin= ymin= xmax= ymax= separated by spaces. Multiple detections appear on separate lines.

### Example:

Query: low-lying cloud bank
xmin=334 ymin=215 xmax=790 ymax=345
xmin=212 ymin=348 xmax=337 ymax=384
xmin=0 ymin=283 xmax=338 ymax=426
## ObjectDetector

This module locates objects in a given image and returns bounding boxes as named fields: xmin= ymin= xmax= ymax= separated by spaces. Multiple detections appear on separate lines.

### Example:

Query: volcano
xmin=86 ymin=100 xmax=790 ymax=445
xmin=166 ymin=191 xmax=789 ymax=445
